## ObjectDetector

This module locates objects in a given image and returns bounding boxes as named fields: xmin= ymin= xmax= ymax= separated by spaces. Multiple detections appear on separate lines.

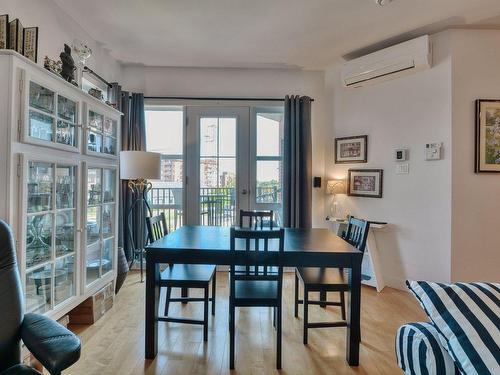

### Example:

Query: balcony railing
xmin=149 ymin=185 xmax=281 ymax=232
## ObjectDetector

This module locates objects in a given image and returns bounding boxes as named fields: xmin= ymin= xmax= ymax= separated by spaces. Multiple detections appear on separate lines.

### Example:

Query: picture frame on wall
xmin=347 ymin=169 xmax=383 ymax=198
xmin=23 ymin=27 xmax=38 ymax=62
xmin=9 ymin=18 xmax=23 ymax=54
xmin=0 ymin=14 xmax=8 ymax=50
xmin=475 ymin=99 xmax=500 ymax=173
xmin=335 ymin=135 xmax=368 ymax=163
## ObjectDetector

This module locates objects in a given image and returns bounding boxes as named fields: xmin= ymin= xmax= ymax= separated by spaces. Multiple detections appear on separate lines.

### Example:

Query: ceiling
xmin=53 ymin=0 xmax=500 ymax=69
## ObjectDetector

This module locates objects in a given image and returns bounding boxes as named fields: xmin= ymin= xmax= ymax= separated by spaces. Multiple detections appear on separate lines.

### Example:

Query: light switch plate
xmin=426 ymin=143 xmax=442 ymax=160
xmin=396 ymin=163 xmax=409 ymax=174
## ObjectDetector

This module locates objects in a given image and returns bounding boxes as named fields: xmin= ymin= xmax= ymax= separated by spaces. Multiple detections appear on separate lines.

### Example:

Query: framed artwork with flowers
xmin=475 ymin=99 xmax=500 ymax=173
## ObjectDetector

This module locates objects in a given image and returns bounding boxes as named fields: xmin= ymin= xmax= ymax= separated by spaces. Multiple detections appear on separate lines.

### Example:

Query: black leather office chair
xmin=0 ymin=220 xmax=81 ymax=375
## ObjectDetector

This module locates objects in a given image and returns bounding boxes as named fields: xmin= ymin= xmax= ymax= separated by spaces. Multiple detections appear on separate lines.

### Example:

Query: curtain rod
xmin=83 ymin=66 xmax=113 ymax=88
xmin=143 ymin=96 xmax=314 ymax=102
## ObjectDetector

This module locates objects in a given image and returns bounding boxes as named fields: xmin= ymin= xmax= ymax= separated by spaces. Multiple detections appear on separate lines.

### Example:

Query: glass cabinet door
xmin=25 ymin=161 xmax=77 ymax=314
xmin=85 ymin=167 xmax=116 ymax=286
xmin=26 ymin=80 xmax=79 ymax=150
xmin=85 ymin=107 xmax=118 ymax=157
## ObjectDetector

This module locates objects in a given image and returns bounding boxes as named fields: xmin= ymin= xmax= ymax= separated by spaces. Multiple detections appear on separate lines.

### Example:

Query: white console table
xmin=327 ymin=218 xmax=387 ymax=292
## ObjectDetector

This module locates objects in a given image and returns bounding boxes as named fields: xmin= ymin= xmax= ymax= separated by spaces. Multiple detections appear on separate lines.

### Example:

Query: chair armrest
xmin=20 ymin=313 xmax=80 ymax=374
xmin=396 ymin=322 xmax=456 ymax=375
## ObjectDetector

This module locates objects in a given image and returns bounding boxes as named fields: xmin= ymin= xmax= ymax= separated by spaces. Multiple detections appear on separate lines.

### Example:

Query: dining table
xmin=144 ymin=225 xmax=363 ymax=366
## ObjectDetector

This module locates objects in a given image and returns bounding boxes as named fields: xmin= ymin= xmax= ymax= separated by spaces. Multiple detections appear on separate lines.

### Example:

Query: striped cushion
xmin=407 ymin=281 xmax=500 ymax=375
xmin=396 ymin=322 xmax=457 ymax=375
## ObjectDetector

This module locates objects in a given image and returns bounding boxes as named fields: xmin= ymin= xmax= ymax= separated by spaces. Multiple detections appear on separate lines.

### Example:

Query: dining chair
xmin=146 ymin=213 xmax=216 ymax=341
xmin=239 ymin=209 xmax=274 ymax=229
xmin=294 ymin=216 xmax=370 ymax=344
xmin=229 ymin=226 xmax=285 ymax=369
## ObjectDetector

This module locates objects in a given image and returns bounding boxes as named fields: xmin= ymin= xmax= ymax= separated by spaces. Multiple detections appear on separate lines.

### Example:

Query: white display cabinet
xmin=0 ymin=50 xmax=122 ymax=320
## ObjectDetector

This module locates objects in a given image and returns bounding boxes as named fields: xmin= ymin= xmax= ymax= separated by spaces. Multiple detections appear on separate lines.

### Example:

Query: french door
xmin=184 ymin=106 xmax=284 ymax=226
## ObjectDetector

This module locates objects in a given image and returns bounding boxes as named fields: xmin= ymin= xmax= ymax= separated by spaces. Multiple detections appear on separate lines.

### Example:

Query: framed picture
xmin=347 ymin=169 xmax=383 ymax=198
xmin=0 ymin=14 xmax=8 ymax=50
xmin=9 ymin=18 xmax=23 ymax=54
xmin=335 ymin=135 xmax=367 ymax=163
xmin=475 ymin=99 xmax=500 ymax=173
xmin=23 ymin=27 xmax=38 ymax=62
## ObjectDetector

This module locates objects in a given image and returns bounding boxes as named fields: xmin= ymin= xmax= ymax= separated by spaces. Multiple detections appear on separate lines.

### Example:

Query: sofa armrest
xmin=396 ymin=322 xmax=456 ymax=375
xmin=20 ymin=313 xmax=80 ymax=374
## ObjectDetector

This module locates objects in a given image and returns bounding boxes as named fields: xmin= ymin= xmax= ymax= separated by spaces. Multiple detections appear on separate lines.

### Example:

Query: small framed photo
xmin=335 ymin=135 xmax=368 ymax=163
xmin=347 ymin=169 xmax=383 ymax=198
xmin=0 ymin=14 xmax=8 ymax=50
xmin=9 ymin=18 xmax=23 ymax=54
xmin=475 ymin=99 xmax=500 ymax=173
xmin=23 ymin=27 xmax=38 ymax=62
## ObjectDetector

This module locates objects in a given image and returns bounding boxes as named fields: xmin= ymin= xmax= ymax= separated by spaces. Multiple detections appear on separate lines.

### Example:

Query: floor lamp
xmin=120 ymin=151 xmax=161 ymax=282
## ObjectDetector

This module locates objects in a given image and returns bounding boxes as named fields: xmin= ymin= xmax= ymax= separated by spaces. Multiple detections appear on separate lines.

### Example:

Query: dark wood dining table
xmin=144 ymin=225 xmax=363 ymax=366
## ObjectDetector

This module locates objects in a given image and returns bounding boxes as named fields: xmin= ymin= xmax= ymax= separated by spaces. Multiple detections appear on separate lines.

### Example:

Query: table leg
xmin=346 ymin=259 xmax=361 ymax=366
xmin=145 ymin=258 xmax=159 ymax=359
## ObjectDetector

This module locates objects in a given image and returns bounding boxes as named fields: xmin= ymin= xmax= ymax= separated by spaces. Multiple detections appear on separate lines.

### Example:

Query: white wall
xmin=325 ymin=32 xmax=453 ymax=288
xmin=122 ymin=65 xmax=329 ymax=227
xmin=3 ymin=0 xmax=122 ymax=82
xmin=450 ymin=30 xmax=500 ymax=283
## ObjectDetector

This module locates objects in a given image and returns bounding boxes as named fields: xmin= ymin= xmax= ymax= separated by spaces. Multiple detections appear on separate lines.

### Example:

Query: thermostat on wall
xmin=425 ymin=143 xmax=442 ymax=160
xmin=395 ymin=149 xmax=408 ymax=161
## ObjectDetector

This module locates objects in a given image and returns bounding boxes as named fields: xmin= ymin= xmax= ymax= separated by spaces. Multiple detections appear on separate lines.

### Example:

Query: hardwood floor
xmin=66 ymin=271 xmax=425 ymax=375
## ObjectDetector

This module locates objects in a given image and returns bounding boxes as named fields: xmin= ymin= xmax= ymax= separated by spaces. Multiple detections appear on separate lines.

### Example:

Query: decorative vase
xmin=115 ymin=246 xmax=129 ymax=294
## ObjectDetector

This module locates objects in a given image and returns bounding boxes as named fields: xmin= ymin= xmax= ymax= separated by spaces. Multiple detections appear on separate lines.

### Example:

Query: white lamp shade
xmin=119 ymin=151 xmax=161 ymax=180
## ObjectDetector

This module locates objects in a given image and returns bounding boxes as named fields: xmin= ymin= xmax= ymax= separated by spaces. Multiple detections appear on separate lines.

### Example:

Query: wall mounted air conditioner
xmin=341 ymin=35 xmax=432 ymax=88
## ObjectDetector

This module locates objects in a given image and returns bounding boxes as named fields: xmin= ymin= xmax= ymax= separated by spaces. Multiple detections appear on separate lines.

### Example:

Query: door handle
xmin=241 ymin=189 xmax=250 ymax=195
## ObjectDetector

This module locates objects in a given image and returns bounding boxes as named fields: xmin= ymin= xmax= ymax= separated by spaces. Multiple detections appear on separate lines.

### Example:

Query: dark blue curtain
xmin=283 ymin=95 xmax=312 ymax=229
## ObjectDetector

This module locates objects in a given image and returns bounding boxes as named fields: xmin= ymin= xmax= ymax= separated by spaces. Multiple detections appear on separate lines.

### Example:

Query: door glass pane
xmin=29 ymin=110 xmax=54 ymax=142
xmin=103 ymin=169 xmax=116 ymax=203
xmin=55 ymin=210 xmax=75 ymax=257
xmin=257 ymin=113 xmax=281 ymax=157
xmin=55 ymin=255 xmax=75 ymax=305
xmin=87 ymin=131 xmax=102 ymax=153
xmin=87 ymin=168 xmax=102 ymax=205
xmin=86 ymin=206 xmax=101 ymax=245
xmin=56 ymin=165 xmax=75 ymax=209
xmin=26 ymin=214 xmax=53 ymax=268
xmin=103 ymin=135 xmax=117 ymax=155
xmin=256 ymin=160 xmax=281 ymax=203
xmin=56 ymin=120 xmax=76 ymax=147
xmin=86 ymin=241 xmax=101 ymax=285
xmin=89 ymin=110 xmax=103 ymax=131
xmin=26 ymin=264 xmax=52 ymax=313
xmin=104 ymin=118 xmax=117 ymax=137
xmin=57 ymin=95 xmax=76 ymax=123
xmin=199 ymin=117 xmax=237 ymax=226
xmin=29 ymin=82 xmax=54 ymax=114
xmin=146 ymin=108 xmax=184 ymax=232
xmin=28 ymin=161 xmax=53 ymax=213
xmin=102 ymin=204 xmax=114 ymax=238
xmin=102 ymin=238 xmax=113 ymax=275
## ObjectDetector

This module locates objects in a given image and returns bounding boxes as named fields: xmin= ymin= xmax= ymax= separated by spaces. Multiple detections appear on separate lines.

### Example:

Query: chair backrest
xmin=0 ymin=220 xmax=24 ymax=371
xmin=146 ymin=213 xmax=168 ymax=243
xmin=229 ymin=226 xmax=284 ymax=281
xmin=239 ymin=209 xmax=274 ymax=230
xmin=343 ymin=216 xmax=370 ymax=252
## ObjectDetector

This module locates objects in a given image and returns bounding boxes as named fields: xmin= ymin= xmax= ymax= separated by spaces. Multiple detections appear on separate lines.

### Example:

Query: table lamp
xmin=327 ymin=179 xmax=346 ymax=219
xmin=120 ymin=151 xmax=161 ymax=281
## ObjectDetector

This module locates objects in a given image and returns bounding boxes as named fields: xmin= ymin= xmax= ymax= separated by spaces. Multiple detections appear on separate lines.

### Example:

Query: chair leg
xmin=294 ymin=272 xmax=299 ymax=318
xmin=181 ymin=287 xmax=189 ymax=304
xmin=303 ymin=288 xmax=309 ymax=345
xmin=320 ymin=290 xmax=327 ymax=308
xmin=164 ymin=286 xmax=172 ymax=316
xmin=211 ymin=274 xmax=216 ymax=316
xmin=273 ymin=307 xmax=276 ymax=328
xmin=276 ymin=303 xmax=282 ymax=370
xmin=340 ymin=291 xmax=346 ymax=321
xmin=229 ymin=303 xmax=235 ymax=369
xmin=203 ymin=285 xmax=209 ymax=342
xmin=140 ymin=249 xmax=144 ymax=283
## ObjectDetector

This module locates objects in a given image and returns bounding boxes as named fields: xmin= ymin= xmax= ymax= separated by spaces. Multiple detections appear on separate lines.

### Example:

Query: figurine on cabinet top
xmin=60 ymin=44 xmax=76 ymax=85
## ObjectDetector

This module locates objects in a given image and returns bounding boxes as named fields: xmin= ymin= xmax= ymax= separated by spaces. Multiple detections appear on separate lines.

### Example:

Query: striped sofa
xmin=396 ymin=281 xmax=499 ymax=375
